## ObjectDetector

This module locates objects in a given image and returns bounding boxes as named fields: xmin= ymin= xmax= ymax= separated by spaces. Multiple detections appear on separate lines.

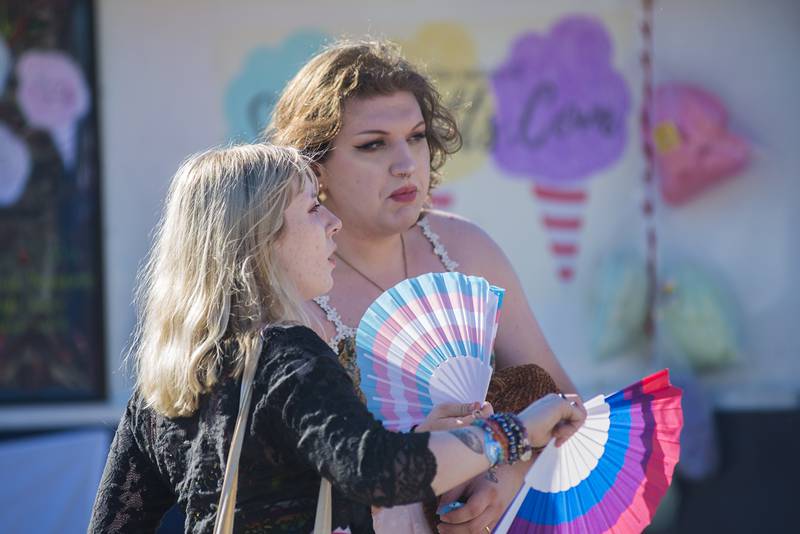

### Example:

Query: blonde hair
xmin=267 ymin=39 xmax=462 ymax=186
xmin=132 ymin=144 xmax=315 ymax=417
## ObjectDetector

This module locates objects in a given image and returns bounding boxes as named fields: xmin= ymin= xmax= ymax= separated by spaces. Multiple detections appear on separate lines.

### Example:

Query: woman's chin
xmin=321 ymin=275 xmax=334 ymax=295
xmin=301 ymin=278 xmax=333 ymax=302
xmin=384 ymin=203 xmax=423 ymax=231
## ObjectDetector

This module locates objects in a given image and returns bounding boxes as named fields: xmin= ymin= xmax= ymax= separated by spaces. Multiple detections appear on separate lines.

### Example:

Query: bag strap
xmin=213 ymin=341 xmax=260 ymax=534
xmin=212 ymin=332 xmax=333 ymax=533
xmin=314 ymin=479 xmax=333 ymax=534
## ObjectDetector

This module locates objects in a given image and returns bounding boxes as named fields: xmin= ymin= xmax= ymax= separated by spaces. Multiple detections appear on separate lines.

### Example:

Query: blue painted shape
xmin=224 ymin=30 xmax=329 ymax=141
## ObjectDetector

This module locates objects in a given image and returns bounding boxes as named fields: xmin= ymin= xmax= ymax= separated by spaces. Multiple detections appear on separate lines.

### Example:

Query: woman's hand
xmin=519 ymin=393 xmax=586 ymax=448
xmin=414 ymin=401 xmax=494 ymax=433
xmin=437 ymin=464 xmax=524 ymax=534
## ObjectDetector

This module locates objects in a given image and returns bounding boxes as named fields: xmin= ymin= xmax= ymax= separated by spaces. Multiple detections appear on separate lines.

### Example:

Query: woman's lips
xmin=389 ymin=186 xmax=418 ymax=203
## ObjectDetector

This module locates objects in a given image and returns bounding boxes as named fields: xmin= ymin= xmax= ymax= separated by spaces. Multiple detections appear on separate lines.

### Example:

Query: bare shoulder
xmin=425 ymin=210 xmax=494 ymax=244
xmin=421 ymin=210 xmax=507 ymax=273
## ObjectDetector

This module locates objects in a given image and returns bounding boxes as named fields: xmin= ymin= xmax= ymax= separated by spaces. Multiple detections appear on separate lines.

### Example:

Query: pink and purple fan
xmin=355 ymin=272 xmax=504 ymax=431
xmin=494 ymin=369 xmax=683 ymax=533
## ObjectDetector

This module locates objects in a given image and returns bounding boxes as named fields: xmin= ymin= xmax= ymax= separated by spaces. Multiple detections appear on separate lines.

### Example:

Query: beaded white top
xmin=313 ymin=294 xmax=357 ymax=349
xmin=416 ymin=216 xmax=460 ymax=272
xmin=313 ymin=215 xmax=459 ymax=349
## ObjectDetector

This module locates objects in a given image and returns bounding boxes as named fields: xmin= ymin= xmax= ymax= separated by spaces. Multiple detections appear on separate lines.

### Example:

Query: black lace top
xmin=89 ymin=325 xmax=438 ymax=533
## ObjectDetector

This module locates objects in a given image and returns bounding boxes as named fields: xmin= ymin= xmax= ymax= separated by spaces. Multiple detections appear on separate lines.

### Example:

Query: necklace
xmin=334 ymin=233 xmax=409 ymax=293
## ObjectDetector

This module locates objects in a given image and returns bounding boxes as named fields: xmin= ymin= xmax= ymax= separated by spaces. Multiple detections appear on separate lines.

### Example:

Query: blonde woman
xmin=268 ymin=40 xmax=582 ymax=532
xmin=88 ymin=144 xmax=585 ymax=533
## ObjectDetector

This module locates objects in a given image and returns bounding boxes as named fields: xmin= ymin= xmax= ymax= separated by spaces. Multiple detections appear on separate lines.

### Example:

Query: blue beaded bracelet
xmin=472 ymin=418 xmax=504 ymax=466
xmin=473 ymin=412 xmax=533 ymax=466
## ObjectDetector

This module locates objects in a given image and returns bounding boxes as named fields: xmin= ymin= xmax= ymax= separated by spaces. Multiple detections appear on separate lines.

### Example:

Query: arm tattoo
xmin=448 ymin=428 xmax=484 ymax=455
xmin=485 ymin=467 xmax=499 ymax=483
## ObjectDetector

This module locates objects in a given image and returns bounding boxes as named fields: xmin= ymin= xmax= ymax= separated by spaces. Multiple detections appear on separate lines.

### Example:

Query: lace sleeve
xmin=89 ymin=399 xmax=174 ymax=533
xmin=252 ymin=326 xmax=438 ymax=507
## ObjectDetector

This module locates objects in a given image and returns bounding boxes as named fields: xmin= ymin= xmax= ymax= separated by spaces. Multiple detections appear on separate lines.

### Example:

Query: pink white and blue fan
xmin=494 ymin=369 xmax=683 ymax=533
xmin=355 ymin=272 xmax=505 ymax=431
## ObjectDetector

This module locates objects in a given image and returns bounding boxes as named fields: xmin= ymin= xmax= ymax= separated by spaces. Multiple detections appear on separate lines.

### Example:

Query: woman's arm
xmin=253 ymin=326 xmax=582 ymax=507
xmin=425 ymin=211 xmax=579 ymax=394
xmin=253 ymin=326 xmax=491 ymax=505
xmin=89 ymin=399 xmax=174 ymax=533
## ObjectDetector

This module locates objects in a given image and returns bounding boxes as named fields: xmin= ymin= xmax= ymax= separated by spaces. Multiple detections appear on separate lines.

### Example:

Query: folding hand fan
xmin=494 ymin=369 xmax=683 ymax=534
xmin=355 ymin=271 xmax=505 ymax=431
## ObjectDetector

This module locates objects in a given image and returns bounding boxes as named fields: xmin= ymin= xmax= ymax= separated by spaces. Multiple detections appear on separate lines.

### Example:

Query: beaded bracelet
xmin=472 ymin=419 xmax=504 ymax=466
xmin=472 ymin=412 xmax=533 ymax=466
xmin=484 ymin=418 xmax=509 ymax=456
xmin=493 ymin=413 xmax=530 ymax=463
xmin=512 ymin=413 xmax=534 ymax=461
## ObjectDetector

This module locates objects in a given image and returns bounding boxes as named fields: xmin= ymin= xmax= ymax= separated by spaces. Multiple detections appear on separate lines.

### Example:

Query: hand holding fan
xmin=355 ymin=271 xmax=505 ymax=431
xmin=494 ymin=369 xmax=683 ymax=533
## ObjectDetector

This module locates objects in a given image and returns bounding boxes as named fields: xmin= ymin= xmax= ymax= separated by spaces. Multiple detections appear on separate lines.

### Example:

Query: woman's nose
xmin=389 ymin=143 xmax=416 ymax=178
xmin=323 ymin=205 xmax=342 ymax=235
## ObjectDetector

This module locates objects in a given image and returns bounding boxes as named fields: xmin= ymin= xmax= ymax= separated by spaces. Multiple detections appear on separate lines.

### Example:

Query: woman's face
xmin=319 ymin=91 xmax=431 ymax=236
xmin=274 ymin=178 xmax=341 ymax=300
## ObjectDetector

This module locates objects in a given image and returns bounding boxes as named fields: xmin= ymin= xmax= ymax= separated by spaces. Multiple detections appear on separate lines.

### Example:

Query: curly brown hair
xmin=266 ymin=39 xmax=462 ymax=187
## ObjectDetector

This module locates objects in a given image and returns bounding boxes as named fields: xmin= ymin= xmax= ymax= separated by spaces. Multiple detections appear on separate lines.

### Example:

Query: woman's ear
xmin=312 ymin=162 xmax=330 ymax=202
xmin=310 ymin=161 xmax=324 ymax=179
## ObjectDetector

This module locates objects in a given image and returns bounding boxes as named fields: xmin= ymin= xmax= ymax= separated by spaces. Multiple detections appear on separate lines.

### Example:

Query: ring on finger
xmin=484 ymin=526 xmax=491 ymax=533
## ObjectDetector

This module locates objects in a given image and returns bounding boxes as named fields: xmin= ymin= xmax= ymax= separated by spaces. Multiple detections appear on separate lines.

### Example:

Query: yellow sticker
xmin=653 ymin=121 xmax=682 ymax=153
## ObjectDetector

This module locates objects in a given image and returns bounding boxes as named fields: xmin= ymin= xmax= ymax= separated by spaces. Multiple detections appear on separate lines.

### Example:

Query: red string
xmin=640 ymin=0 xmax=658 ymax=348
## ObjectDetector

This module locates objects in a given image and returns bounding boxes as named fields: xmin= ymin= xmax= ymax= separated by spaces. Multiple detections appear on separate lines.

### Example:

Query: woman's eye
xmin=355 ymin=139 xmax=384 ymax=151
xmin=410 ymin=131 xmax=427 ymax=143
xmin=310 ymin=202 xmax=321 ymax=213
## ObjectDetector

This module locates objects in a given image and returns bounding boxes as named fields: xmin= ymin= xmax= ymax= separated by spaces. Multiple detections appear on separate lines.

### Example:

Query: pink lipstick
xmin=389 ymin=185 xmax=418 ymax=203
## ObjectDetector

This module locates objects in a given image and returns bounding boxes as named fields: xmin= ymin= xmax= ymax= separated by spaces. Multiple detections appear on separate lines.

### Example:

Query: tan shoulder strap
xmin=213 ymin=332 xmax=333 ymax=533
xmin=213 ymin=342 xmax=260 ymax=534
xmin=314 ymin=479 xmax=333 ymax=534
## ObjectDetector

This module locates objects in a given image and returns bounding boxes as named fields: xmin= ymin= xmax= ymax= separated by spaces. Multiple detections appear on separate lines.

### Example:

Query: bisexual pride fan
xmin=494 ymin=369 xmax=683 ymax=533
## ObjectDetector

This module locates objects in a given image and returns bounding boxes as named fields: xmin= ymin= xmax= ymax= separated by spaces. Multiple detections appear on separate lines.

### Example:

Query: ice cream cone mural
xmin=532 ymin=183 xmax=587 ymax=281
xmin=400 ymin=23 xmax=494 ymax=209
xmin=225 ymin=30 xmax=329 ymax=141
xmin=15 ymin=51 xmax=89 ymax=171
xmin=491 ymin=16 xmax=631 ymax=283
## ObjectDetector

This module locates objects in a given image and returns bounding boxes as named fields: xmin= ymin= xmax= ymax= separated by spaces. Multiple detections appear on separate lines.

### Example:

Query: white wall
xmin=650 ymin=0 xmax=800 ymax=408
xmin=3 ymin=0 xmax=795 ymax=429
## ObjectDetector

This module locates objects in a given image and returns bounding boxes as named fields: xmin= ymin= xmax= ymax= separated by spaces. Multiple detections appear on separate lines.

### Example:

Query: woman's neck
xmin=334 ymin=225 xmax=405 ymax=270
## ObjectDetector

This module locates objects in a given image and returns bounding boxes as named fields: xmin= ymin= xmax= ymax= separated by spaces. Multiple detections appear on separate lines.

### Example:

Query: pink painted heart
xmin=651 ymin=83 xmax=750 ymax=206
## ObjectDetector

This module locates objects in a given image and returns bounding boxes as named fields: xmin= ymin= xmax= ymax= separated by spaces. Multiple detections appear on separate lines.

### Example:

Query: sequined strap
xmin=416 ymin=216 xmax=459 ymax=272
xmin=312 ymin=295 xmax=356 ymax=350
